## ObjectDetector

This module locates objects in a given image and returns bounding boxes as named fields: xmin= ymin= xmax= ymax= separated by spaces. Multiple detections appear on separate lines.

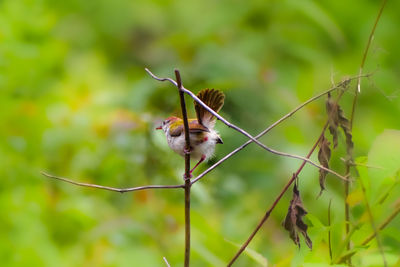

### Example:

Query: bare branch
xmin=41 ymin=171 xmax=184 ymax=192
xmin=191 ymin=74 xmax=370 ymax=185
xmin=146 ymin=68 xmax=349 ymax=182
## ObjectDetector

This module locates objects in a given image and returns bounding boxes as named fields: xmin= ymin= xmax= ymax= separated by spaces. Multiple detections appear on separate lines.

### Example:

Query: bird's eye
xmin=162 ymin=121 xmax=166 ymax=126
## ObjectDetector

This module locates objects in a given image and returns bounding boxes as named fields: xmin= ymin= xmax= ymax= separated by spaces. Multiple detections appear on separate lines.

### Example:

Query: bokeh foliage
xmin=1 ymin=0 xmax=400 ymax=266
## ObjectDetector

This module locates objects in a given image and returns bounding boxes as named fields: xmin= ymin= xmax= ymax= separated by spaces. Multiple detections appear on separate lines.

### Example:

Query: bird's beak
xmin=155 ymin=126 xmax=162 ymax=130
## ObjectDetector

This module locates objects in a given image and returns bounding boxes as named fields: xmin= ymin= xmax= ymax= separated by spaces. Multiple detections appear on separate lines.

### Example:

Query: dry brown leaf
xmin=318 ymin=135 xmax=331 ymax=195
xmin=326 ymin=94 xmax=339 ymax=148
xmin=326 ymin=93 xmax=354 ymax=158
xmin=283 ymin=184 xmax=313 ymax=249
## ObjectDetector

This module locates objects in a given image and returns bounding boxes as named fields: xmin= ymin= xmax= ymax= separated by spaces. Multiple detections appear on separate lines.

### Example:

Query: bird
xmin=156 ymin=89 xmax=225 ymax=176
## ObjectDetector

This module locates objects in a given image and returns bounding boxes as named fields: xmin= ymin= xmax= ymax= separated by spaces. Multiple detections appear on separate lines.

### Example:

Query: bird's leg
xmin=182 ymin=146 xmax=194 ymax=179
xmin=190 ymin=155 xmax=206 ymax=174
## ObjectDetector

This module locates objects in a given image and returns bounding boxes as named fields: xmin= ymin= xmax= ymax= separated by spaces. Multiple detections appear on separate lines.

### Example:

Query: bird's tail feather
xmin=194 ymin=89 xmax=225 ymax=128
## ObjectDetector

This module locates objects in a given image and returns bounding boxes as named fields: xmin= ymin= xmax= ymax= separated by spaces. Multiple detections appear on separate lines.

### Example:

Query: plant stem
xmin=344 ymin=165 xmax=351 ymax=264
xmin=345 ymin=1 xmax=388 ymax=264
xmin=328 ymin=199 xmax=333 ymax=262
xmin=175 ymin=69 xmax=192 ymax=267
xmin=184 ymin=179 xmax=191 ymax=267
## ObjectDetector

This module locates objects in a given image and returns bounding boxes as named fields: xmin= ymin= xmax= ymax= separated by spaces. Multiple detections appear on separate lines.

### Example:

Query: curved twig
xmin=41 ymin=171 xmax=184 ymax=192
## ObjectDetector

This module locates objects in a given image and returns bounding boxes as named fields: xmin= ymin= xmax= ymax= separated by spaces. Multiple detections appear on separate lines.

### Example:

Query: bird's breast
xmin=166 ymin=129 xmax=221 ymax=160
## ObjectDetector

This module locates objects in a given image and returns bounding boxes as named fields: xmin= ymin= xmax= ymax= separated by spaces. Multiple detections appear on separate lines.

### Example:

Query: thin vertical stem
xmin=328 ymin=199 xmax=333 ymax=262
xmin=175 ymin=69 xmax=192 ymax=267
xmin=346 ymin=1 xmax=387 ymax=264
xmin=344 ymin=165 xmax=351 ymax=260
xmin=184 ymin=178 xmax=191 ymax=267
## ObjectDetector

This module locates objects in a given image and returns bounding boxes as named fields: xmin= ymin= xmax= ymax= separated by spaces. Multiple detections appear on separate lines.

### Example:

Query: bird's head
xmin=156 ymin=116 xmax=180 ymax=133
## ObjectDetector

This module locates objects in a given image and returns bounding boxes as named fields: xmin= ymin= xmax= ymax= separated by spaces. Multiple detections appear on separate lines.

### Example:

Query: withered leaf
xmin=326 ymin=94 xmax=339 ymax=148
xmin=338 ymin=108 xmax=354 ymax=158
xmin=283 ymin=184 xmax=313 ymax=249
xmin=325 ymin=93 xmax=354 ymax=158
xmin=318 ymin=135 xmax=331 ymax=195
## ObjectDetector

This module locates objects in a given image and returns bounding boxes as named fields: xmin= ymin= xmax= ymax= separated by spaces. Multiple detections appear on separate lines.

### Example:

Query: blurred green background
xmin=1 ymin=0 xmax=400 ymax=266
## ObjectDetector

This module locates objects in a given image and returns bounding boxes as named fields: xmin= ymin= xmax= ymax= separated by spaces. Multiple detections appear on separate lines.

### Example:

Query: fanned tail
xmin=194 ymin=89 xmax=225 ymax=128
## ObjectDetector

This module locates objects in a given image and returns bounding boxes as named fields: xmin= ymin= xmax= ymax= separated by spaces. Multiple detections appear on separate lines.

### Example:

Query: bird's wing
xmin=169 ymin=120 xmax=209 ymax=137
xmin=188 ymin=120 xmax=210 ymax=133
xmin=194 ymin=89 xmax=225 ymax=128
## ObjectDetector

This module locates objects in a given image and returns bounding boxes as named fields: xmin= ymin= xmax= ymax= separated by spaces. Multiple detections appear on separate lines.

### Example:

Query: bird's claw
xmin=183 ymin=172 xmax=193 ymax=180
xmin=183 ymin=147 xmax=192 ymax=155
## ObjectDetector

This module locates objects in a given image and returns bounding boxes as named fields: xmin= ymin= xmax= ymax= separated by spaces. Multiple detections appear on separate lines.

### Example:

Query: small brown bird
xmin=156 ymin=89 xmax=225 ymax=175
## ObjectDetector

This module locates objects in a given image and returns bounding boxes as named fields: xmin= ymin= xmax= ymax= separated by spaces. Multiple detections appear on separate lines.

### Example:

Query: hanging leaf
xmin=325 ymin=93 xmax=354 ymax=158
xmin=317 ymin=135 xmax=331 ymax=195
xmin=283 ymin=184 xmax=313 ymax=249
xmin=326 ymin=93 xmax=339 ymax=148
xmin=338 ymin=107 xmax=354 ymax=158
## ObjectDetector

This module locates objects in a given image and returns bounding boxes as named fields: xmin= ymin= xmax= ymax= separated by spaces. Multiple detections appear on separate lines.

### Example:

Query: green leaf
xmin=368 ymin=129 xmax=400 ymax=180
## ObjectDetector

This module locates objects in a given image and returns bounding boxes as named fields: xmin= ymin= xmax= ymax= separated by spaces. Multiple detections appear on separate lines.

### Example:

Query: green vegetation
xmin=1 ymin=0 xmax=399 ymax=266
